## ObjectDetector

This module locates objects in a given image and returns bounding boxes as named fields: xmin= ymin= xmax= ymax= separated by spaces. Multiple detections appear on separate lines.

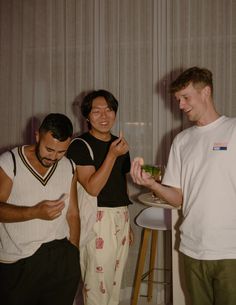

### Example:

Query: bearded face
xmin=35 ymin=131 xmax=71 ymax=168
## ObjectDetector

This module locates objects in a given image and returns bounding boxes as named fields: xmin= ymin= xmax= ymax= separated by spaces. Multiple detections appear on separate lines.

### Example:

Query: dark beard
xmin=35 ymin=143 xmax=55 ymax=168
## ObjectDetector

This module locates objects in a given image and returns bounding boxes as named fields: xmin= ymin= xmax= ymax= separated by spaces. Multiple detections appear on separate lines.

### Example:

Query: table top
xmin=138 ymin=192 xmax=180 ymax=210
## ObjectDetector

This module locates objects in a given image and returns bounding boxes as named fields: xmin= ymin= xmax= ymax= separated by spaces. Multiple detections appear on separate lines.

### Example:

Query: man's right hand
xmin=130 ymin=157 xmax=157 ymax=189
xmin=34 ymin=198 xmax=66 ymax=220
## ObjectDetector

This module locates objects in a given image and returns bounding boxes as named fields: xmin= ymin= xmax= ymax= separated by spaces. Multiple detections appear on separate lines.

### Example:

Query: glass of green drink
xmin=141 ymin=164 xmax=165 ymax=198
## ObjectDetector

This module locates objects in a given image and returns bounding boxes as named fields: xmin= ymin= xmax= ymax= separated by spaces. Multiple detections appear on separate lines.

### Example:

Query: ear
xmin=202 ymin=85 xmax=211 ymax=99
xmin=35 ymin=131 xmax=40 ymax=143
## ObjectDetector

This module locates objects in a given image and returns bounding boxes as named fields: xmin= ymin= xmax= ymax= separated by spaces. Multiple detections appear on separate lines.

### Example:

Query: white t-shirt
xmin=0 ymin=146 xmax=74 ymax=262
xmin=162 ymin=116 xmax=236 ymax=260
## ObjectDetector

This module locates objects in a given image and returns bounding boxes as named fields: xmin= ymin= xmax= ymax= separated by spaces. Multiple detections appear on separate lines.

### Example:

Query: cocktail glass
xmin=141 ymin=164 xmax=165 ymax=199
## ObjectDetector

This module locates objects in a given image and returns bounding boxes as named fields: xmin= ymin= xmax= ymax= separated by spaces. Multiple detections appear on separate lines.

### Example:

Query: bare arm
xmin=130 ymin=159 xmax=183 ymax=208
xmin=77 ymin=135 xmax=129 ymax=196
xmin=0 ymin=167 xmax=66 ymax=222
xmin=66 ymin=173 xmax=80 ymax=248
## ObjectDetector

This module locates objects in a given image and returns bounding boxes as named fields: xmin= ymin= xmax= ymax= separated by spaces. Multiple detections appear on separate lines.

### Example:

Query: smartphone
xmin=58 ymin=193 xmax=69 ymax=201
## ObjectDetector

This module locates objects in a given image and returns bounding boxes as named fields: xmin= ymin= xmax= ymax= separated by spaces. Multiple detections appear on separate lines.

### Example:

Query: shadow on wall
xmin=0 ymin=116 xmax=41 ymax=154
xmin=155 ymin=68 xmax=185 ymax=120
xmin=72 ymin=91 xmax=91 ymax=137
xmin=154 ymin=68 xmax=193 ymax=165
xmin=23 ymin=116 xmax=41 ymax=145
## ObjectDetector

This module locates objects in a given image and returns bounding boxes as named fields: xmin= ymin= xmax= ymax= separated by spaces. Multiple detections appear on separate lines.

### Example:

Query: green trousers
xmin=183 ymin=254 xmax=236 ymax=305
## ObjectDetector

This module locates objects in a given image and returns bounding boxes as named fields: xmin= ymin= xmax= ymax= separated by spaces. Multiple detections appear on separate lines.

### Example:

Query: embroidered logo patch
xmin=213 ymin=142 xmax=228 ymax=151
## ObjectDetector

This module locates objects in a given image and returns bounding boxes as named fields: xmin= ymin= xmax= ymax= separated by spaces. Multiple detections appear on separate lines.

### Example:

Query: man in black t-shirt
xmin=67 ymin=90 xmax=133 ymax=305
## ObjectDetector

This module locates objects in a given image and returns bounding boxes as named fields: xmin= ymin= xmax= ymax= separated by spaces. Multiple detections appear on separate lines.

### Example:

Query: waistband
xmin=97 ymin=206 xmax=128 ymax=212
xmin=38 ymin=238 xmax=69 ymax=251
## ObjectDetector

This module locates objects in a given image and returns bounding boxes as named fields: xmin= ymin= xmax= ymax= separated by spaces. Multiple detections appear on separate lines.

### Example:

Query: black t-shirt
xmin=67 ymin=132 xmax=132 ymax=207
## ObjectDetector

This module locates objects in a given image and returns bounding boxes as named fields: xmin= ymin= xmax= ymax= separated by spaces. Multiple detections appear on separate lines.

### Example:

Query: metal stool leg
xmin=131 ymin=228 xmax=151 ymax=305
xmin=147 ymin=230 xmax=158 ymax=301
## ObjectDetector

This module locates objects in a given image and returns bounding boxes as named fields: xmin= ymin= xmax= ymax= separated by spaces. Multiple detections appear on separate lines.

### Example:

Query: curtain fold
xmin=1 ymin=0 xmax=235 ymax=156
xmin=0 ymin=0 xmax=236 ymax=296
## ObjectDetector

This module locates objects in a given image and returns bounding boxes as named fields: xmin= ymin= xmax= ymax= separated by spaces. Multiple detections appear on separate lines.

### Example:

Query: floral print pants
xmin=80 ymin=206 xmax=130 ymax=305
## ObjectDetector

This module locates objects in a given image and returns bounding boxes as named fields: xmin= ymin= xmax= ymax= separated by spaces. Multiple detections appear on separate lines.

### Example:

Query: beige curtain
xmin=1 ymin=0 xmax=236 ymax=301
xmin=1 ymin=0 xmax=235 ymax=158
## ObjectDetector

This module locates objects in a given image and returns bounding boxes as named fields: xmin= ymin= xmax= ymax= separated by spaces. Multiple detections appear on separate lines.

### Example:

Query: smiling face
xmin=88 ymin=96 xmax=116 ymax=139
xmin=175 ymin=82 xmax=211 ymax=126
xmin=35 ymin=131 xmax=71 ymax=168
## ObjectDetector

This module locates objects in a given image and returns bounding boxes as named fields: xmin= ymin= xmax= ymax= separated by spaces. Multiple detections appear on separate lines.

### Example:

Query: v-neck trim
xmin=18 ymin=146 xmax=58 ymax=186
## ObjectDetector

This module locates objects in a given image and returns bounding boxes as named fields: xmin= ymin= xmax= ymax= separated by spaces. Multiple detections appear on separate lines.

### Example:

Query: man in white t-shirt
xmin=0 ymin=113 xmax=80 ymax=305
xmin=131 ymin=67 xmax=236 ymax=305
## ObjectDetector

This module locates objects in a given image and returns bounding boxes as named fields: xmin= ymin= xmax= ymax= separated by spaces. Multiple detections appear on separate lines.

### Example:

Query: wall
xmin=0 ymin=0 xmax=236 ymax=302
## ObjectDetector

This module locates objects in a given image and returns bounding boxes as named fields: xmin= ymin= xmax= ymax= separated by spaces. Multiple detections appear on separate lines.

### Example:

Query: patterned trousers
xmin=80 ymin=206 xmax=130 ymax=305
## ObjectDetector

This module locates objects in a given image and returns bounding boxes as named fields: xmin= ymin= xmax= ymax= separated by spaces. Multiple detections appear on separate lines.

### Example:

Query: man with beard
xmin=0 ymin=113 xmax=81 ymax=305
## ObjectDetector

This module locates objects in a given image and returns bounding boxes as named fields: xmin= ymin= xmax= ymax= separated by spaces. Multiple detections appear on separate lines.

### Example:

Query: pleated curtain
xmin=0 ymin=0 xmax=235 ymax=301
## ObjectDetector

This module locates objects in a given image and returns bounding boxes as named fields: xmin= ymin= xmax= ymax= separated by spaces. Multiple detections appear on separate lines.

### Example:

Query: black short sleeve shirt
xmin=67 ymin=132 xmax=132 ymax=207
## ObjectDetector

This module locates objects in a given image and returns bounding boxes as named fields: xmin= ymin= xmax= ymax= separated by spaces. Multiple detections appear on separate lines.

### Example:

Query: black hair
xmin=39 ymin=113 xmax=73 ymax=141
xmin=170 ymin=67 xmax=213 ymax=95
xmin=81 ymin=90 xmax=118 ymax=129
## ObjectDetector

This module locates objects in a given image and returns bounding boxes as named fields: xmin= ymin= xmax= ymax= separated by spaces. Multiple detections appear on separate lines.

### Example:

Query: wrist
xmin=28 ymin=205 xmax=38 ymax=220
xmin=148 ymin=179 xmax=158 ymax=191
xmin=107 ymin=150 xmax=117 ymax=162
